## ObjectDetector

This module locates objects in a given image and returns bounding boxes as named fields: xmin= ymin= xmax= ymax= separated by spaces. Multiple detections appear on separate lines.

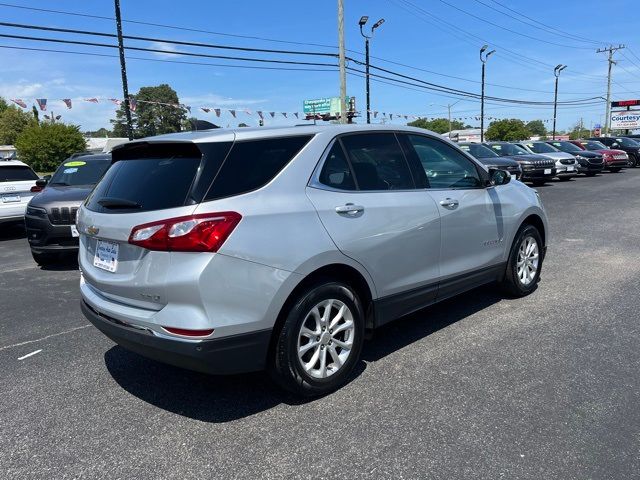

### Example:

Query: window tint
xmin=340 ymin=133 xmax=414 ymax=190
xmin=86 ymin=156 xmax=201 ymax=213
xmin=206 ymin=135 xmax=312 ymax=200
xmin=319 ymin=142 xmax=356 ymax=190
xmin=407 ymin=135 xmax=482 ymax=189
xmin=0 ymin=165 xmax=38 ymax=182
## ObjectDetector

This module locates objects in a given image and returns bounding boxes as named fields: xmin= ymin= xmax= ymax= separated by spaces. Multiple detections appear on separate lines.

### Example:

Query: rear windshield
xmin=50 ymin=158 xmax=111 ymax=187
xmin=0 ymin=165 xmax=38 ymax=182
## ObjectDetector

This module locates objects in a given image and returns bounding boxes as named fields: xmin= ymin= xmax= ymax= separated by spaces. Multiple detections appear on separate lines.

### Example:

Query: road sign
xmin=610 ymin=110 xmax=640 ymax=130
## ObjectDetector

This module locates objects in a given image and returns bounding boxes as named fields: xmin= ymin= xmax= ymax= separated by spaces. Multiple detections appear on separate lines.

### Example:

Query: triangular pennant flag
xmin=62 ymin=99 xmax=72 ymax=109
xmin=294 ymin=112 xmax=299 ymax=119
xmin=269 ymin=112 xmax=275 ymax=118
xmin=244 ymin=109 xmax=252 ymax=115
xmin=257 ymin=111 xmax=263 ymax=119
xmin=282 ymin=112 xmax=287 ymax=118
xmin=11 ymin=99 xmax=27 ymax=108
xmin=373 ymin=111 xmax=378 ymax=118
xmin=184 ymin=105 xmax=191 ymax=113
xmin=201 ymin=107 xmax=211 ymax=113
xmin=229 ymin=109 xmax=236 ymax=118
xmin=129 ymin=97 xmax=137 ymax=112
xmin=36 ymin=99 xmax=47 ymax=111
xmin=382 ymin=112 xmax=386 ymax=117
xmin=109 ymin=98 xmax=122 ymax=105
xmin=84 ymin=98 xmax=99 ymax=103
xmin=389 ymin=114 xmax=393 ymax=120
xmin=214 ymin=108 xmax=221 ymax=117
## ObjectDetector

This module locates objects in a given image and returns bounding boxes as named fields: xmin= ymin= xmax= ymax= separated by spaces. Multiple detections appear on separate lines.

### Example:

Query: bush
xmin=15 ymin=123 xmax=87 ymax=172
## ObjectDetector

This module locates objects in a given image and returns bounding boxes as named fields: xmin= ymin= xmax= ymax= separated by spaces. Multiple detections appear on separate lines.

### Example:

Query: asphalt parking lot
xmin=1 ymin=170 xmax=639 ymax=479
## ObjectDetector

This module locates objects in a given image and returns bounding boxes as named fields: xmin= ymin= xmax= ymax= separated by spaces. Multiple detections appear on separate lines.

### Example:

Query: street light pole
xmin=114 ymin=0 xmax=133 ymax=140
xmin=359 ymin=16 xmax=385 ymax=124
xmin=337 ymin=0 xmax=347 ymax=124
xmin=480 ymin=45 xmax=495 ymax=143
xmin=552 ymin=64 xmax=567 ymax=140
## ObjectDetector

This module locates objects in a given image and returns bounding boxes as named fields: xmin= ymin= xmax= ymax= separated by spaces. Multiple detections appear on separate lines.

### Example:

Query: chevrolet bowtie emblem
xmin=86 ymin=225 xmax=100 ymax=235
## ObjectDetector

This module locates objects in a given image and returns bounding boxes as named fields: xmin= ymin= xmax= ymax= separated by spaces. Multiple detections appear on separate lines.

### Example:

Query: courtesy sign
xmin=610 ymin=110 xmax=640 ymax=129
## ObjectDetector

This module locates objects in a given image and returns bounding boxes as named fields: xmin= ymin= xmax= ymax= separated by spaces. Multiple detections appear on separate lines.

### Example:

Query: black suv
xmin=25 ymin=154 xmax=111 ymax=265
xmin=458 ymin=142 xmax=522 ymax=179
xmin=485 ymin=141 xmax=556 ymax=186
xmin=546 ymin=140 xmax=604 ymax=175
xmin=589 ymin=137 xmax=640 ymax=168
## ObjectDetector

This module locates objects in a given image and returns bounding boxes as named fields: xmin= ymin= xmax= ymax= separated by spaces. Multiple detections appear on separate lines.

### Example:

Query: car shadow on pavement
xmin=0 ymin=223 xmax=26 ymax=241
xmin=39 ymin=254 xmax=79 ymax=271
xmin=103 ymin=345 xmax=366 ymax=422
xmin=104 ymin=284 xmax=510 ymax=423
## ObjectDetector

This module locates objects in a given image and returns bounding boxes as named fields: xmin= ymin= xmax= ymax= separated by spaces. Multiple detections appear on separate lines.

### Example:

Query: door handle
xmin=335 ymin=203 xmax=365 ymax=215
xmin=439 ymin=198 xmax=459 ymax=209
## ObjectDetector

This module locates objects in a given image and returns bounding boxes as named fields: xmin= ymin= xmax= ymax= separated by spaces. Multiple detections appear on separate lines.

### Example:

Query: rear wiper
xmin=97 ymin=197 xmax=142 ymax=209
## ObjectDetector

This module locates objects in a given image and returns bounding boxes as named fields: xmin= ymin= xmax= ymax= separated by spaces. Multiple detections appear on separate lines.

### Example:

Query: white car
xmin=0 ymin=159 xmax=39 ymax=225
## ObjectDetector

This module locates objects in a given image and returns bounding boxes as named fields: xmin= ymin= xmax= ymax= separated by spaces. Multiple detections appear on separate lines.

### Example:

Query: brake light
xmin=129 ymin=212 xmax=241 ymax=252
xmin=30 ymin=186 xmax=42 ymax=193
xmin=162 ymin=326 xmax=214 ymax=337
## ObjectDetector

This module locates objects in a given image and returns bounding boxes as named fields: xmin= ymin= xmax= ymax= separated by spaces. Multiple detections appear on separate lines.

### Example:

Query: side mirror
xmin=488 ymin=168 xmax=511 ymax=186
xmin=35 ymin=178 xmax=48 ymax=188
xmin=611 ymin=142 xmax=619 ymax=148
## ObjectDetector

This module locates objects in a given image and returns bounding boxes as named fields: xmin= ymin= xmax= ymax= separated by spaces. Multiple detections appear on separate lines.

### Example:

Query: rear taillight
xmin=129 ymin=212 xmax=242 ymax=252
xmin=162 ymin=326 xmax=214 ymax=337
xmin=30 ymin=186 xmax=42 ymax=193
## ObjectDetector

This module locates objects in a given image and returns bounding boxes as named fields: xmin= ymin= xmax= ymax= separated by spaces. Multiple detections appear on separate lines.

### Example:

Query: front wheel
xmin=270 ymin=280 xmax=365 ymax=396
xmin=501 ymin=224 xmax=544 ymax=297
xmin=31 ymin=251 xmax=57 ymax=266
xmin=585 ymin=172 xmax=597 ymax=177
xmin=558 ymin=176 xmax=572 ymax=181
xmin=609 ymin=167 xmax=621 ymax=173
xmin=531 ymin=179 xmax=546 ymax=186
xmin=630 ymin=155 xmax=638 ymax=168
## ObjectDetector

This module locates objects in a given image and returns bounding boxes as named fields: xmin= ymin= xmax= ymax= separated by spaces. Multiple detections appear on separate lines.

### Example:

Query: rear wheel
xmin=270 ymin=280 xmax=365 ymax=396
xmin=501 ymin=224 xmax=544 ymax=297
xmin=31 ymin=251 xmax=57 ymax=266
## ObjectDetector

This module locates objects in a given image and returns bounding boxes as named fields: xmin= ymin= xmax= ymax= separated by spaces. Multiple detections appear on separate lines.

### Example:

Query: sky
xmin=1 ymin=0 xmax=639 ymax=133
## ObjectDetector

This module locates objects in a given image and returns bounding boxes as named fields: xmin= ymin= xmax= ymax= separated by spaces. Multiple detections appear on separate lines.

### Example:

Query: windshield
xmin=488 ymin=143 xmax=529 ymax=156
xmin=525 ymin=142 xmax=558 ymax=154
xmin=459 ymin=143 xmax=499 ymax=158
xmin=548 ymin=141 xmax=582 ymax=152
xmin=49 ymin=157 xmax=111 ymax=187
xmin=583 ymin=141 xmax=606 ymax=150
xmin=615 ymin=137 xmax=640 ymax=147
xmin=0 ymin=165 xmax=39 ymax=182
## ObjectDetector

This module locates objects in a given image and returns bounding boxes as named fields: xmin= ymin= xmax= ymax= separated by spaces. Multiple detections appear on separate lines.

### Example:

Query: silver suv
xmin=78 ymin=125 xmax=548 ymax=396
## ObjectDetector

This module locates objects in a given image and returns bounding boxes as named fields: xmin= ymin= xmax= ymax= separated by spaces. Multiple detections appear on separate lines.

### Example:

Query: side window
xmin=406 ymin=135 xmax=482 ymax=189
xmin=318 ymin=142 xmax=356 ymax=190
xmin=340 ymin=133 xmax=414 ymax=191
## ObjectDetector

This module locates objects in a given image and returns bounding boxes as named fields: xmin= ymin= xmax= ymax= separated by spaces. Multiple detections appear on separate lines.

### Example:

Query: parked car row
xmin=457 ymin=136 xmax=640 ymax=186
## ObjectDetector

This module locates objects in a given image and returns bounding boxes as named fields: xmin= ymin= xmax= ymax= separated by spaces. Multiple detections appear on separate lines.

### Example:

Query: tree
xmin=485 ymin=119 xmax=531 ymax=141
xmin=111 ymin=84 xmax=186 ymax=138
xmin=407 ymin=117 xmax=465 ymax=134
xmin=0 ymin=97 xmax=8 ymax=114
xmin=525 ymin=120 xmax=547 ymax=137
xmin=0 ymin=105 xmax=34 ymax=144
xmin=15 ymin=123 xmax=87 ymax=172
xmin=84 ymin=127 xmax=114 ymax=138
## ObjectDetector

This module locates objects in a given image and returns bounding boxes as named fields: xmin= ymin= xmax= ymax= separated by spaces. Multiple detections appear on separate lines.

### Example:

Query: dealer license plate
xmin=544 ymin=169 xmax=552 ymax=174
xmin=70 ymin=225 xmax=79 ymax=237
xmin=93 ymin=240 xmax=119 ymax=273
xmin=567 ymin=166 xmax=575 ymax=172
xmin=1 ymin=194 xmax=20 ymax=203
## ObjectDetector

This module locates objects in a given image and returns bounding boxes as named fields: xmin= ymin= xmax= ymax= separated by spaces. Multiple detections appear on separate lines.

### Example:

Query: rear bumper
xmin=81 ymin=300 xmax=271 ymax=375
xmin=24 ymin=213 xmax=78 ymax=253
xmin=0 ymin=202 xmax=27 ymax=221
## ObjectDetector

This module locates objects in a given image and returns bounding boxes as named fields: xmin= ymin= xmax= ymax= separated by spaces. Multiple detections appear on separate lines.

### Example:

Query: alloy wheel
xmin=297 ymin=299 xmax=355 ymax=379
xmin=516 ymin=236 xmax=539 ymax=286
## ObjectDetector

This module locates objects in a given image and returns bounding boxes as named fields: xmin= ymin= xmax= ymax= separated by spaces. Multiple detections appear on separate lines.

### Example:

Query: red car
xmin=569 ymin=140 xmax=628 ymax=172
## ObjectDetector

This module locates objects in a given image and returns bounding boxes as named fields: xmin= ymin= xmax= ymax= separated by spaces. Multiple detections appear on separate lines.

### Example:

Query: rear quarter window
xmin=204 ymin=135 xmax=312 ymax=200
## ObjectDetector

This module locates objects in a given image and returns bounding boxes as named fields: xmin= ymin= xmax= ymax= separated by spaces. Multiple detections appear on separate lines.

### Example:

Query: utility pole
xmin=597 ymin=44 xmax=625 ymax=136
xmin=337 ymin=0 xmax=347 ymax=124
xmin=480 ymin=45 xmax=495 ymax=142
xmin=114 ymin=0 xmax=133 ymax=140
xmin=431 ymin=100 xmax=462 ymax=134
xmin=358 ymin=16 xmax=385 ymax=124
xmin=552 ymin=64 xmax=567 ymax=140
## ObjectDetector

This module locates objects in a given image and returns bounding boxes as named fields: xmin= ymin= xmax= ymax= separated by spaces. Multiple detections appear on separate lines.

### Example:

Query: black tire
xmin=501 ymin=224 xmax=544 ymax=297
xmin=531 ymin=179 xmax=546 ymax=186
xmin=585 ymin=172 xmax=597 ymax=177
xmin=31 ymin=251 xmax=57 ymax=266
xmin=630 ymin=155 xmax=638 ymax=168
xmin=270 ymin=280 xmax=365 ymax=397
xmin=609 ymin=167 xmax=621 ymax=173
xmin=558 ymin=176 xmax=572 ymax=181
